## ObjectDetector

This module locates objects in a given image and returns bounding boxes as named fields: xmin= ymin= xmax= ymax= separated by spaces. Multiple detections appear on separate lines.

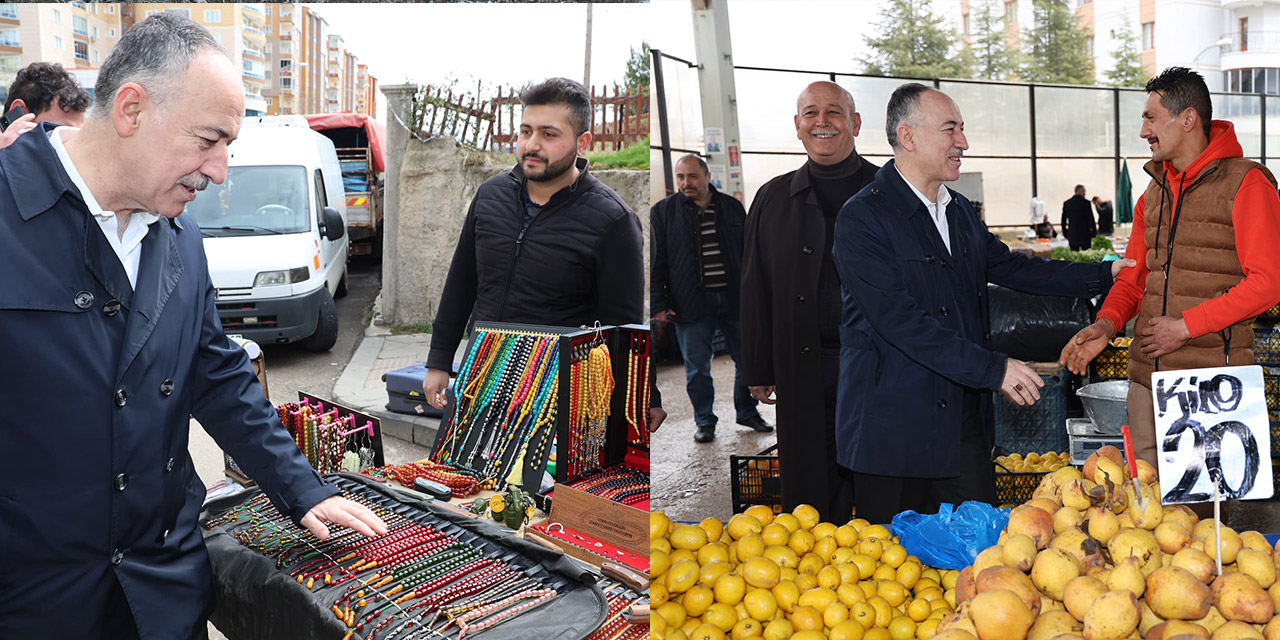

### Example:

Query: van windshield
xmin=186 ymin=165 xmax=310 ymax=236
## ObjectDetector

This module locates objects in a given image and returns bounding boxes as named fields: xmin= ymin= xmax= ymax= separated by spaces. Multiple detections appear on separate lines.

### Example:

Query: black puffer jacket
xmin=650 ymin=186 xmax=745 ymax=323
xmin=427 ymin=158 xmax=644 ymax=371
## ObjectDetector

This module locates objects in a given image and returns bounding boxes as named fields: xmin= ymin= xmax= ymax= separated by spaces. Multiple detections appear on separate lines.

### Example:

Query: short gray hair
xmin=93 ymin=12 xmax=223 ymax=118
xmin=885 ymin=83 xmax=932 ymax=152
xmin=675 ymin=154 xmax=709 ymax=175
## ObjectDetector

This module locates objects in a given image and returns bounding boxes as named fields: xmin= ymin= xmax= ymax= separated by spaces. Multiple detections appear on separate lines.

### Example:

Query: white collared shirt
xmin=49 ymin=127 xmax=161 ymax=289
xmin=895 ymin=165 xmax=952 ymax=254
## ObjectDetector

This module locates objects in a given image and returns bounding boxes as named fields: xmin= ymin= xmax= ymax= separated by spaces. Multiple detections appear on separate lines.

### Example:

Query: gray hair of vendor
xmin=885 ymin=82 xmax=932 ymax=152
xmin=92 ymin=12 xmax=224 ymax=118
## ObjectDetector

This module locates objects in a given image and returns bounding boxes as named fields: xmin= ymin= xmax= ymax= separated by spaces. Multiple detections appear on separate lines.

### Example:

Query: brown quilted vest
xmin=1129 ymin=158 xmax=1277 ymax=387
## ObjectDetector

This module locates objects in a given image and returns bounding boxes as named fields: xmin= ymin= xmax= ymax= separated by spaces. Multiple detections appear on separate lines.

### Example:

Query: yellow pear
xmin=1205 ymin=526 xmax=1243 ymax=566
xmin=1174 ymin=547 xmax=1218 ymax=584
xmin=1261 ymin=614 xmax=1280 ymax=640
xmin=970 ymin=590 xmax=1035 ymax=640
xmin=1156 ymin=521 xmax=1192 ymax=554
xmin=1146 ymin=566 xmax=1214 ymax=620
xmin=1138 ymin=600 xmax=1163 ymax=636
xmin=1108 ymin=528 xmax=1162 ymax=575
xmin=1235 ymin=548 xmax=1276 ymax=589
xmin=1126 ymin=483 xmax=1165 ymax=530
xmin=1088 ymin=505 xmax=1120 ymax=544
xmin=939 ymin=604 xmax=979 ymax=636
xmin=1029 ymin=611 xmax=1082 ymax=640
xmin=956 ymin=565 xmax=978 ymax=605
xmin=1050 ymin=529 xmax=1092 ymax=568
xmin=1063 ymin=575 xmax=1108 ymax=622
xmin=1033 ymin=548 xmax=1082 ymax=601
xmin=1048 ymin=635 xmax=1086 ymax=640
xmin=977 ymin=565 xmax=1042 ymax=615
xmin=1268 ymin=582 xmax=1280 ymax=616
xmin=1004 ymin=535 xmax=1039 ymax=572
xmin=1135 ymin=459 xmax=1159 ymax=484
xmin=1165 ymin=506 xmax=1196 ymax=534
xmin=1239 ymin=532 xmax=1272 ymax=556
xmin=1212 ymin=573 xmax=1276 ymax=624
xmin=1008 ymin=505 xmax=1055 ymax=550
xmin=934 ymin=631 xmax=980 ymax=640
xmin=1062 ymin=479 xmax=1096 ymax=512
xmin=1092 ymin=456 xmax=1128 ymax=488
xmin=1210 ymin=621 xmax=1264 ymax=640
xmin=1107 ymin=556 xmax=1147 ymax=598
xmin=1083 ymin=590 xmax=1140 ymax=640
xmin=1055 ymin=507 xmax=1085 ymax=535
xmin=1117 ymin=510 xmax=1136 ymax=529
xmin=1029 ymin=497 xmax=1063 ymax=514
xmin=1147 ymin=621 xmax=1211 ymax=640
xmin=1193 ymin=520 xmax=1218 ymax=540
xmin=1193 ymin=606 xmax=1230 ymax=633
xmin=1042 ymin=594 xmax=1065 ymax=612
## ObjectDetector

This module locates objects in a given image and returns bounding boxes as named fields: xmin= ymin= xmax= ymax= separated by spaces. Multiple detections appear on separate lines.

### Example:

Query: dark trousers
xmin=778 ymin=349 xmax=857 ymax=523
xmin=851 ymin=390 xmax=994 ymax=526
xmin=102 ymin=574 xmax=210 ymax=640
xmin=671 ymin=289 xmax=757 ymax=427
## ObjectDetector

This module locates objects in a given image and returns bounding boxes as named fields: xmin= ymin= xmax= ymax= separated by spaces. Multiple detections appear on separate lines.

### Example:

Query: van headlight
xmin=254 ymin=266 xmax=310 ymax=286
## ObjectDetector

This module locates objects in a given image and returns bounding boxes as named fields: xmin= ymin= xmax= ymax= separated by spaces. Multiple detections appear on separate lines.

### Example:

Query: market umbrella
xmin=1116 ymin=160 xmax=1135 ymax=225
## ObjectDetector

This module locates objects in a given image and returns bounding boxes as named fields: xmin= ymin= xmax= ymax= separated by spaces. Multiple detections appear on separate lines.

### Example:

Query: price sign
xmin=1153 ymin=365 xmax=1272 ymax=504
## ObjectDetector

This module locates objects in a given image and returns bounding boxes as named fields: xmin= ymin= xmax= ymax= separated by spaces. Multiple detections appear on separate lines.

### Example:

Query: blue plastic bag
xmin=891 ymin=502 xmax=1009 ymax=570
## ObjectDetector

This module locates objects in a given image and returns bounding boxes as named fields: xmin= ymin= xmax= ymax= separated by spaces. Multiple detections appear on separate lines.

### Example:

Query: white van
xmin=185 ymin=115 xmax=349 ymax=351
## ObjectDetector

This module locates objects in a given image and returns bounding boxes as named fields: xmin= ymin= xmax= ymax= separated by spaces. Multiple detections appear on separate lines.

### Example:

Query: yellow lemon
xmin=730 ymin=617 xmax=764 ymax=640
xmin=857 ymin=538 xmax=884 ymax=560
xmin=824 ymin=601 xmax=852 ymax=627
xmin=837 ymin=563 xmax=862 ymax=585
xmin=877 ymin=581 xmax=907 ymax=608
xmin=817 ymin=565 xmax=843 ymax=590
xmin=698 ymin=542 xmax=730 ymax=566
xmin=762 ymin=619 xmax=794 ymax=640
xmin=873 ymin=563 xmax=898 ymax=582
xmin=792 ymin=633 xmax=826 ymax=640
xmin=813 ymin=522 xmax=838 ymax=539
xmin=669 ymin=628 xmax=691 ymax=640
xmin=651 ymin=550 xmax=671 ymax=580
xmin=906 ymin=598 xmax=932 ymax=622
xmin=797 ymin=552 xmax=825 ymax=576
xmin=743 ymin=504 xmax=775 ymax=527
xmin=850 ymin=554 xmax=878 ymax=580
xmin=652 ymin=511 xmax=672 ymax=540
xmin=736 ymin=533 xmax=765 ymax=561
xmin=704 ymin=603 xmax=739 ymax=633
xmin=836 ymin=524 xmax=861 ymax=547
xmin=740 ymin=556 xmax=782 ymax=589
xmin=771 ymin=579 xmax=800 ymax=614
xmin=880 ymin=544 xmax=908 ymax=568
xmin=888 ymin=617 xmax=917 ymax=640
xmin=929 ymin=599 xmax=951 ymax=613
xmin=917 ymin=617 xmax=941 ymax=640
xmin=689 ymin=622 xmax=726 ymax=640
xmin=941 ymin=570 xmax=958 ymax=590
xmin=683 ymin=619 xmax=704 ymax=636
xmin=914 ymin=579 xmax=939 ymax=594
xmin=860 ymin=524 xmax=892 ymax=542
xmin=794 ymin=574 xmax=818 ymax=593
xmin=789 ymin=605 xmax=825 ymax=632
xmin=699 ymin=518 xmax=725 ymax=544
xmin=895 ymin=562 xmax=922 ymax=590
xmin=652 ymin=607 xmax=669 ymax=635
xmin=851 ymin=601 xmax=877 ymax=629
xmin=700 ymin=562 xmax=734 ymax=589
xmin=652 ymin=582 xmax=671 ymax=607
xmin=683 ymin=585 xmax=715 ymax=617
xmin=788 ymin=529 xmax=816 ymax=556
xmin=743 ymin=587 xmax=778 ymax=622
xmin=792 ymin=504 xmax=821 ymax=530
xmin=859 ymin=579 xmax=879 ymax=598
xmin=672 ymin=525 xmax=710 ymax=551
xmin=798 ymin=586 xmax=838 ymax=611
xmin=864 ymin=628 xmax=892 ymax=640
xmin=727 ymin=514 xmax=764 ymax=540
xmin=670 ymin=549 xmax=698 ymax=566
xmin=831 ymin=620 xmax=867 ymax=640
xmin=832 ymin=547 xmax=858 ymax=566
xmin=920 ymin=568 xmax=941 ymax=584
xmin=657 ymin=601 xmax=688 ymax=629
xmin=868 ymin=596 xmax=893 ymax=628
xmin=773 ymin=513 xmax=801 ymax=534
xmin=849 ymin=518 xmax=872 ymax=531
xmin=837 ymin=582 xmax=868 ymax=607
xmin=666 ymin=560 xmax=701 ymax=594
xmin=762 ymin=545 xmax=799 ymax=569
xmin=779 ymin=567 xmax=798 ymax=583
xmin=914 ymin=586 xmax=943 ymax=602
xmin=760 ymin=523 xmax=791 ymax=547
xmin=813 ymin=536 xmax=838 ymax=563
xmin=653 ymin=538 xmax=672 ymax=555
xmin=713 ymin=573 xmax=747 ymax=605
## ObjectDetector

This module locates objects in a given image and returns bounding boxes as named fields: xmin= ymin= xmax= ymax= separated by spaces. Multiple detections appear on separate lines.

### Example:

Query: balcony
xmin=243 ymin=70 xmax=265 ymax=81
xmin=0 ymin=4 xmax=15 ymax=21
xmin=242 ymin=3 xmax=265 ymax=16
xmin=243 ymin=47 xmax=264 ymax=60
xmin=242 ymin=25 xmax=265 ymax=40
xmin=1219 ymin=31 xmax=1280 ymax=54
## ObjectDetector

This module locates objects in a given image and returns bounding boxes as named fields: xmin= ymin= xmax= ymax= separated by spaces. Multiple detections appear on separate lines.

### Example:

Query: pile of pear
xmin=934 ymin=445 xmax=1280 ymax=640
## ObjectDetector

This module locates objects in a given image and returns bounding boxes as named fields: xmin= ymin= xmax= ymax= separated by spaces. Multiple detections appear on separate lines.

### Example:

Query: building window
xmin=204 ymin=10 xmax=221 ymax=23
xmin=52 ymin=9 xmax=61 ymax=23
xmin=280 ymin=77 xmax=293 ymax=90
xmin=53 ymin=36 xmax=63 ymax=49
xmin=74 ymin=41 xmax=87 ymax=61
xmin=280 ymin=41 xmax=292 ymax=55
xmin=265 ymin=24 xmax=272 ymax=35
xmin=106 ymin=4 xmax=114 ymax=14
xmin=93 ymin=49 xmax=98 ymax=63
xmin=1241 ymin=18 xmax=1249 ymax=52
xmin=72 ymin=15 xmax=87 ymax=35
xmin=265 ymin=43 xmax=272 ymax=54
xmin=266 ymin=97 xmax=273 ymax=106
xmin=1004 ymin=1 xmax=1017 ymax=24
xmin=1142 ymin=22 xmax=1154 ymax=50
xmin=265 ymin=5 xmax=272 ymax=16
xmin=92 ymin=26 xmax=98 ymax=39
xmin=109 ymin=28 xmax=115 ymax=37
xmin=164 ymin=8 xmax=190 ymax=19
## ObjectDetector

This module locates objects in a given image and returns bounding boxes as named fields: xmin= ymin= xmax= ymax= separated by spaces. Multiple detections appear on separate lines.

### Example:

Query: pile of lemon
xmin=994 ymin=452 xmax=1069 ymax=473
xmin=650 ymin=504 xmax=962 ymax=640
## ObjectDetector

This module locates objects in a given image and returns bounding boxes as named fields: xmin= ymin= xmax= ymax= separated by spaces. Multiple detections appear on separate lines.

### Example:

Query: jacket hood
xmin=1157 ymin=120 xmax=1242 ymax=185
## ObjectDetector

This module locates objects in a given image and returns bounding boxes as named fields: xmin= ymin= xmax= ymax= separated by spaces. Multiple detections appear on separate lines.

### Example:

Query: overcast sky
xmin=300 ymin=2 xmax=653 ymax=121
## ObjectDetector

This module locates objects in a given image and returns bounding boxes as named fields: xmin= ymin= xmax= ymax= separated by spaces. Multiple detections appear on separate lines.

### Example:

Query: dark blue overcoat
xmin=833 ymin=161 xmax=1111 ymax=478
xmin=0 ymin=124 xmax=338 ymax=637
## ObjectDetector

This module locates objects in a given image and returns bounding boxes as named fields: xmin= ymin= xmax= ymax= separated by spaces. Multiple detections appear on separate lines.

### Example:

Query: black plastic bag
xmin=987 ymin=284 xmax=1093 ymax=362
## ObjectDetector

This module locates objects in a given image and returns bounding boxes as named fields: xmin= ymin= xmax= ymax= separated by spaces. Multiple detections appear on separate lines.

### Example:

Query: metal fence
xmin=653 ymin=49 xmax=1280 ymax=228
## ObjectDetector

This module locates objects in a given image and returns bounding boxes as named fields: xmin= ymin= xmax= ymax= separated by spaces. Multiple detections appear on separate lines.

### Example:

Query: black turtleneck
xmin=806 ymin=151 xmax=866 ymax=348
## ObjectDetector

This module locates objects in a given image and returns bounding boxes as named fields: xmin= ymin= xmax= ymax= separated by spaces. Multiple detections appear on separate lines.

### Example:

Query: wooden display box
xmin=547 ymin=483 xmax=647 ymax=558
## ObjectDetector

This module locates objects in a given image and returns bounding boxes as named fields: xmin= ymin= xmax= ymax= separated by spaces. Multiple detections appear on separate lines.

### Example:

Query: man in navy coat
xmin=832 ymin=84 xmax=1135 ymax=525
xmin=0 ymin=14 xmax=386 ymax=638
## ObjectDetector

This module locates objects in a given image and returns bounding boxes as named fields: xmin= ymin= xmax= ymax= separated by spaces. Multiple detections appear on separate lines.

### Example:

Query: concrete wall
xmin=384 ymin=133 xmax=650 ymax=327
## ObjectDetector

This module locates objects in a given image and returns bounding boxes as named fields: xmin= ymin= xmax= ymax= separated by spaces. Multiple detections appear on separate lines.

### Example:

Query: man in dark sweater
xmin=741 ymin=81 xmax=877 ymax=522
xmin=422 ymin=78 xmax=644 ymax=407
xmin=651 ymin=154 xmax=771 ymax=443
xmin=1062 ymin=184 xmax=1097 ymax=250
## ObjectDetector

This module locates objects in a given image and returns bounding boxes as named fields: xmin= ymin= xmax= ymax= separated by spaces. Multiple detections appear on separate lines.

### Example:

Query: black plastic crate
xmin=1255 ymin=325 xmax=1280 ymax=367
xmin=1267 ymin=375 xmax=1280 ymax=413
xmin=995 ymin=366 xmax=1071 ymax=454
xmin=1260 ymin=304 xmax=1280 ymax=321
xmin=993 ymin=461 xmax=1049 ymax=506
xmin=1089 ymin=339 xmax=1130 ymax=382
xmin=730 ymin=444 xmax=782 ymax=514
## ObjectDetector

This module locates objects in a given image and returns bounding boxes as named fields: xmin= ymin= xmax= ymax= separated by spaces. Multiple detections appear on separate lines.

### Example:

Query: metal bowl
xmin=1076 ymin=380 xmax=1130 ymax=435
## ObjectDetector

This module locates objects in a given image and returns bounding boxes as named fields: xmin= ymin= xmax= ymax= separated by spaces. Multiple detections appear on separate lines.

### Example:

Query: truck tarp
xmin=302 ymin=112 xmax=386 ymax=173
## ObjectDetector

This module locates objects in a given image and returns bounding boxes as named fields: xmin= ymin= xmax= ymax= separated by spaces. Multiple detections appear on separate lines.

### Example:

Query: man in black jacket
xmin=422 ymin=78 xmax=644 ymax=407
xmin=651 ymin=154 xmax=771 ymax=442
xmin=1062 ymin=184 xmax=1097 ymax=250
xmin=1092 ymin=196 xmax=1114 ymax=236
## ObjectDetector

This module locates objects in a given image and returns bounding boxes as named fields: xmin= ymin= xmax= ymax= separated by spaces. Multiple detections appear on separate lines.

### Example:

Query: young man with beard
xmin=834 ymin=84 xmax=1132 ymax=525
xmin=423 ymin=77 xmax=644 ymax=408
xmin=1061 ymin=67 xmax=1280 ymax=482
xmin=0 ymin=14 xmax=386 ymax=638
xmin=740 ymin=81 xmax=876 ymax=523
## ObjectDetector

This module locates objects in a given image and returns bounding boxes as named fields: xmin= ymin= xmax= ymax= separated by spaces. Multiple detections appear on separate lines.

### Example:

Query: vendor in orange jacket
xmin=1061 ymin=66 xmax=1280 ymax=469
